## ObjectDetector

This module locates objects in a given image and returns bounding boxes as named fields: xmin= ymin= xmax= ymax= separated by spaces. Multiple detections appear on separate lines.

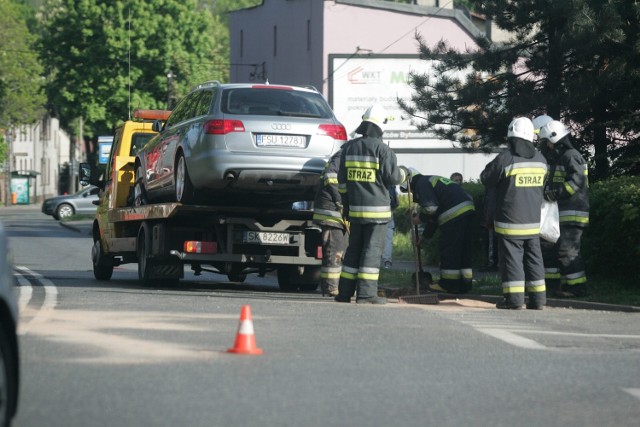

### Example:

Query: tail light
xmin=184 ymin=241 xmax=217 ymax=254
xmin=204 ymin=120 xmax=245 ymax=135
xmin=318 ymin=124 xmax=348 ymax=141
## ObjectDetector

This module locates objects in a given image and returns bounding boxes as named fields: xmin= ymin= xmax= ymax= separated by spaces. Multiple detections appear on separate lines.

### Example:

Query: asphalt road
xmin=3 ymin=205 xmax=640 ymax=427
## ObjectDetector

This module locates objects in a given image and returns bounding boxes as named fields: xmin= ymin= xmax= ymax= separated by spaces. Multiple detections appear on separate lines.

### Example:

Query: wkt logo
xmin=271 ymin=123 xmax=291 ymax=130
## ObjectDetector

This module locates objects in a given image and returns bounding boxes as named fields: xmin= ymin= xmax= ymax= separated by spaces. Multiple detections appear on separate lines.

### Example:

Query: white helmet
xmin=507 ymin=117 xmax=534 ymax=142
xmin=539 ymin=120 xmax=570 ymax=144
xmin=362 ymin=104 xmax=394 ymax=131
xmin=399 ymin=167 xmax=420 ymax=193
xmin=532 ymin=114 xmax=553 ymax=133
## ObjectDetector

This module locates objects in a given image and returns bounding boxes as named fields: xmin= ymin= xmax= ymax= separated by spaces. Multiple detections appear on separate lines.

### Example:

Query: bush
xmin=583 ymin=176 xmax=640 ymax=283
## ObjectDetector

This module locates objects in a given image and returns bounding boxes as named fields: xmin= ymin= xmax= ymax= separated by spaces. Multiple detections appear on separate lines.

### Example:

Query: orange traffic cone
xmin=227 ymin=305 xmax=263 ymax=355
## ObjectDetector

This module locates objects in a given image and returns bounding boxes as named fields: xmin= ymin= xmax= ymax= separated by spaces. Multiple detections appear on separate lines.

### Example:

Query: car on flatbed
xmin=133 ymin=81 xmax=347 ymax=208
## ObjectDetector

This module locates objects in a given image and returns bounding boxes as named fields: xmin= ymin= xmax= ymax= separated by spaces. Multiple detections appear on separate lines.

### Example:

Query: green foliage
xmin=583 ymin=176 xmax=640 ymax=283
xmin=39 ymin=0 xmax=224 ymax=137
xmin=0 ymin=0 xmax=45 ymax=128
xmin=401 ymin=0 xmax=640 ymax=180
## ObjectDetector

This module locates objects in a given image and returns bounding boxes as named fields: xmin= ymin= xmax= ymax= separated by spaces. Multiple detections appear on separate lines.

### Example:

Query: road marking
xmin=15 ymin=272 xmax=32 ymax=312
xmin=476 ymin=328 xmax=547 ymax=350
xmin=15 ymin=266 xmax=58 ymax=335
xmin=623 ymin=388 xmax=640 ymax=401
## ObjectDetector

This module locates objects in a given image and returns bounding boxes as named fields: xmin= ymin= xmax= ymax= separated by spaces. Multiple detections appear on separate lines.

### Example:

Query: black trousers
xmin=439 ymin=215 xmax=474 ymax=293
xmin=338 ymin=222 xmax=387 ymax=299
xmin=557 ymin=225 xmax=588 ymax=294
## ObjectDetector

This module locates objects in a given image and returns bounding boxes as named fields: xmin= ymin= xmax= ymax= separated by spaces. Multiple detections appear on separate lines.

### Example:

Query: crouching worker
xmin=401 ymin=170 xmax=475 ymax=294
xmin=312 ymin=148 xmax=348 ymax=297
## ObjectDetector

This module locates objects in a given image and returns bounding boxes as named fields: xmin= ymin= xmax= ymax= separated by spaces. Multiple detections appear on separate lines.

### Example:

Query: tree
xmin=400 ymin=0 xmax=640 ymax=180
xmin=39 ymin=0 xmax=224 ymax=140
xmin=0 ymin=0 xmax=45 ymax=131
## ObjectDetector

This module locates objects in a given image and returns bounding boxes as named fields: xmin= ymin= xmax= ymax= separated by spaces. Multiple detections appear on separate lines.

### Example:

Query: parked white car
xmin=0 ymin=222 xmax=19 ymax=425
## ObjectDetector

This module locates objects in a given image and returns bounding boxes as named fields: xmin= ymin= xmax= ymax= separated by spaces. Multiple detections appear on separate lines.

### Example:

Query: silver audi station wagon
xmin=134 ymin=82 xmax=347 ymax=208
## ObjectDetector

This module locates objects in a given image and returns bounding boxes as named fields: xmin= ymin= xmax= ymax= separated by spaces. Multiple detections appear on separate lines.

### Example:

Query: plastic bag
xmin=540 ymin=200 xmax=560 ymax=243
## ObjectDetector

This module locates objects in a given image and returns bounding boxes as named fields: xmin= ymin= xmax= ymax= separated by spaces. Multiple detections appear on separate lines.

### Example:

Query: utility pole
xmin=4 ymin=126 xmax=12 ymax=207
xmin=167 ymin=70 xmax=175 ymax=110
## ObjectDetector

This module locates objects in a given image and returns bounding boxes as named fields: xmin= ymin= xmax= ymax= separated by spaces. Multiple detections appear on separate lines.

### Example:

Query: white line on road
xmin=623 ymin=388 xmax=640 ymax=401
xmin=15 ymin=272 xmax=32 ymax=312
xmin=15 ymin=266 xmax=58 ymax=335
xmin=477 ymin=328 xmax=547 ymax=350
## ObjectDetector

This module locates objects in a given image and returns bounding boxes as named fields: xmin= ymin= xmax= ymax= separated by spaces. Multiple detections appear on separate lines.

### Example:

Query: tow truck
xmin=79 ymin=109 xmax=322 ymax=291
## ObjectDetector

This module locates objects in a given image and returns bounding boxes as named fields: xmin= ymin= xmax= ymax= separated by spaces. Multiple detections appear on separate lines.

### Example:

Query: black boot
xmin=496 ymin=298 xmax=523 ymax=310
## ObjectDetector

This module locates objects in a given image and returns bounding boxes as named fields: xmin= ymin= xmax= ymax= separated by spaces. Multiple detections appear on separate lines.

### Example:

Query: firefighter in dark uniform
xmin=533 ymin=115 xmax=562 ymax=296
xmin=312 ymin=148 xmax=348 ymax=297
xmin=402 ymin=172 xmax=476 ymax=293
xmin=481 ymin=117 xmax=548 ymax=310
xmin=538 ymin=120 xmax=590 ymax=297
xmin=335 ymin=104 xmax=407 ymax=304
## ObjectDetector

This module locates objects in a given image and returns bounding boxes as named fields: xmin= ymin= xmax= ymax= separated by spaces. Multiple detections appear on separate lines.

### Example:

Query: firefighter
xmin=481 ymin=117 xmax=548 ymax=310
xmin=533 ymin=114 xmax=562 ymax=296
xmin=401 ymin=171 xmax=476 ymax=294
xmin=312 ymin=148 xmax=348 ymax=297
xmin=538 ymin=120 xmax=590 ymax=297
xmin=335 ymin=104 xmax=407 ymax=304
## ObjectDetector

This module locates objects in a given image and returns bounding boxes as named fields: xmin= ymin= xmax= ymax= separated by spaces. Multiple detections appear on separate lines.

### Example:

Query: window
xmin=273 ymin=26 xmax=277 ymax=57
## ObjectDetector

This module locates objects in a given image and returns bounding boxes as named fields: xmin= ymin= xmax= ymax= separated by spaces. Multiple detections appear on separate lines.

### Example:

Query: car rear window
xmin=221 ymin=88 xmax=333 ymax=119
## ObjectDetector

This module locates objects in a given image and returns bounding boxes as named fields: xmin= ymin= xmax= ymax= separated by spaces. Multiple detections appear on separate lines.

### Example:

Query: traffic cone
xmin=227 ymin=305 xmax=263 ymax=355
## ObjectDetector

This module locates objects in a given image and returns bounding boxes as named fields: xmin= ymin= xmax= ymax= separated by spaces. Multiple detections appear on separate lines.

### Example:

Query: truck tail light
xmin=316 ymin=245 xmax=323 ymax=259
xmin=317 ymin=124 xmax=348 ymax=141
xmin=184 ymin=241 xmax=218 ymax=254
xmin=204 ymin=120 xmax=245 ymax=135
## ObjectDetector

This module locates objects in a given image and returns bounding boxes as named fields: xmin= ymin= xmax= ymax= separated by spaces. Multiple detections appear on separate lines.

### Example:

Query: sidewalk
xmin=383 ymin=260 xmax=640 ymax=313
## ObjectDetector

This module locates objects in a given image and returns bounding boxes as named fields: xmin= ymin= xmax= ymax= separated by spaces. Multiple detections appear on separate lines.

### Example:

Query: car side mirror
xmin=79 ymin=162 xmax=103 ymax=188
xmin=152 ymin=120 xmax=164 ymax=132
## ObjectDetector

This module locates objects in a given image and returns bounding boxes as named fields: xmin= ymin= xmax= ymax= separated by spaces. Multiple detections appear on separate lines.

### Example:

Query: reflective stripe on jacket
xmin=548 ymin=149 xmax=589 ymax=227
xmin=481 ymin=147 xmax=547 ymax=239
xmin=313 ymin=149 xmax=345 ymax=229
xmin=338 ymin=134 xmax=404 ymax=224
xmin=413 ymin=175 xmax=475 ymax=226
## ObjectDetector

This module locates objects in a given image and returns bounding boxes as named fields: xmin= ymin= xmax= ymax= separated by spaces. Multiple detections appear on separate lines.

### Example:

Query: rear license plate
xmin=243 ymin=231 xmax=291 ymax=245
xmin=256 ymin=134 xmax=305 ymax=148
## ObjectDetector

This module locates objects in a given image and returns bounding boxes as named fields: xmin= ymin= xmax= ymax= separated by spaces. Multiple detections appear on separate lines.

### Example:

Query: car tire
xmin=0 ymin=324 xmax=18 ymax=427
xmin=56 ymin=203 xmax=74 ymax=219
xmin=134 ymin=166 xmax=149 ymax=206
xmin=175 ymin=154 xmax=195 ymax=204
xmin=92 ymin=240 xmax=114 ymax=281
xmin=137 ymin=224 xmax=155 ymax=285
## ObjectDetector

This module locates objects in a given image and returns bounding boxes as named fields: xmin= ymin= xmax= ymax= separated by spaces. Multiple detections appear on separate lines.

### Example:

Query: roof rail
xmin=194 ymin=80 xmax=221 ymax=90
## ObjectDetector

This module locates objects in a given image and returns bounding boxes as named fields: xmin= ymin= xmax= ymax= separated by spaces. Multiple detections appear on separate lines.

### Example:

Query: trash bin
xmin=11 ymin=192 xmax=17 ymax=205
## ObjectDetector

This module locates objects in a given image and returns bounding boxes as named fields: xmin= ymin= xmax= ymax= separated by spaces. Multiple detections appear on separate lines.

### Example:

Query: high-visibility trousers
xmin=557 ymin=225 xmax=588 ymax=295
xmin=319 ymin=225 xmax=348 ymax=292
xmin=338 ymin=222 xmax=387 ymax=299
xmin=498 ymin=237 xmax=546 ymax=306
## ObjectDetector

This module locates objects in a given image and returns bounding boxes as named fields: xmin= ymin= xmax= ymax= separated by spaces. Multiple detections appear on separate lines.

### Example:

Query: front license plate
xmin=244 ymin=231 xmax=291 ymax=245
xmin=256 ymin=134 xmax=306 ymax=148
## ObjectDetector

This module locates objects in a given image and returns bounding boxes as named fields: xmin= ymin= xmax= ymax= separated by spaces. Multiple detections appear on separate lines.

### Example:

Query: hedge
xmin=393 ymin=177 xmax=640 ymax=284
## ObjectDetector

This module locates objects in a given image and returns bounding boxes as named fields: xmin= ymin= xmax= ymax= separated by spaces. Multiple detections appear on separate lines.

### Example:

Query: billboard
xmin=328 ymin=54 xmax=496 ymax=181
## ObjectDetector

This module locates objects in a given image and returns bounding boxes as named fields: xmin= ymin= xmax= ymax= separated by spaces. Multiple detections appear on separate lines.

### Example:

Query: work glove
xmin=544 ymin=186 xmax=561 ymax=202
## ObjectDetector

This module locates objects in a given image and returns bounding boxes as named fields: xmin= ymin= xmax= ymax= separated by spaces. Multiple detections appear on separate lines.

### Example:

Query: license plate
xmin=256 ymin=134 xmax=306 ymax=148
xmin=244 ymin=231 xmax=291 ymax=245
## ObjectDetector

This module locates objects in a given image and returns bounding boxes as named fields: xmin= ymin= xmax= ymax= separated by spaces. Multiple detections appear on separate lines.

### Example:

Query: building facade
xmin=1 ymin=115 xmax=79 ymax=205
